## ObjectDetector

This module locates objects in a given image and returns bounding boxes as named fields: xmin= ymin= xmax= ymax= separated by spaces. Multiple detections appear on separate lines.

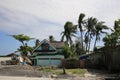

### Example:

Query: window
xmin=41 ymin=43 xmax=49 ymax=50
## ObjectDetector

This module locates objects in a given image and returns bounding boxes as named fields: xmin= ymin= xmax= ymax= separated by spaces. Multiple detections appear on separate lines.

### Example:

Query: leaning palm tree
xmin=93 ymin=21 xmax=108 ymax=49
xmin=84 ymin=17 xmax=98 ymax=52
xmin=49 ymin=35 xmax=55 ymax=42
xmin=61 ymin=21 xmax=77 ymax=46
xmin=78 ymin=13 xmax=85 ymax=52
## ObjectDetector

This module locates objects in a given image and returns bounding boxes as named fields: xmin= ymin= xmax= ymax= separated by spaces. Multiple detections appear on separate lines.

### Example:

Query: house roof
xmin=6 ymin=53 xmax=17 ymax=57
xmin=50 ymin=41 xmax=64 ymax=48
xmin=33 ymin=39 xmax=64 ymax=53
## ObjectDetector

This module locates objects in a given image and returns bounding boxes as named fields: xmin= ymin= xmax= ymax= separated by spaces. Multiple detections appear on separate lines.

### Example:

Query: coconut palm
xmin=78 ymin=13 xmax=85 ymax=52
xmin=61 ymin=21 xmax=77 ymax=46
xmin=75 ymin=37 xmax=85 ymax=55
xmin=49 ymin=35 xmax=55 ymax=42
xmin=103 ymin=19 xmax=120 ymax=47
xmin=84 ymin=17 xmax=98 ymax=52
xmin=93 ymin=21 xmax=108 ymax=49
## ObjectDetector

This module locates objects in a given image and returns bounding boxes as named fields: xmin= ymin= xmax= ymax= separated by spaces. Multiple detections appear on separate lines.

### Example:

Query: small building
xmin=33 ymin=39 xmax=64 ymax=67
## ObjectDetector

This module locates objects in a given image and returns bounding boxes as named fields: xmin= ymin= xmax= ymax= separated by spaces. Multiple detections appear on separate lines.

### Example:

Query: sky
xmin=0 ymin=0 xmax=120 ymax=55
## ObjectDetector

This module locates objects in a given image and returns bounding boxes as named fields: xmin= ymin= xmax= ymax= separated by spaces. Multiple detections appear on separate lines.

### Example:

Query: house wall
xmin=34 ymin=55 xmax=64 ymax=67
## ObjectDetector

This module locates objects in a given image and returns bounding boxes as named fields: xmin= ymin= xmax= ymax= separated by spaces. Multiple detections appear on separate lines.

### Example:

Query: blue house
xmin=33 ymin=39 xmax=64 ymax=67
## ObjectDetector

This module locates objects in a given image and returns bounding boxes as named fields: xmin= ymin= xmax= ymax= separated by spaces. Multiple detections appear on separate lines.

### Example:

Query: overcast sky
xmin=0 ymin=0 xmax=120 ymax=54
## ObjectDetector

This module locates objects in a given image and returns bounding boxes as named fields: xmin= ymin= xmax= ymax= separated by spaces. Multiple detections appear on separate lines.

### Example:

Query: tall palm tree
xmin=78 ymin=13 xmax=85 ymax=52
xmin=61 ymin=21 xmax=77 ymax=46
xmin=103 ymin=19 xmax=120 ymax=47
xmin=93 ymin=22 xmax=108 ymax=49
xmin=35 ymin=39 xmax=40 ymax=47
xmin=49 ymin=35 xmax=55 ymax=42
xmin=75 ymin=37 xmax=85 ymax=55
xmin=85 ymin=17 xmax=97 ymax=52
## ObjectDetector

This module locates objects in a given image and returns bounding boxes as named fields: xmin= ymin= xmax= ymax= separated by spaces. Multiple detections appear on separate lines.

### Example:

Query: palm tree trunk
xmin=94 ymin=35 xmax=97 ymax=50
xmin=88 ymin=34 xmax=91 ymax=53
xmin=80 ymin=31 xmax=84 ymax=52
xmin=88 ymin=39 xmax=91 ymax=53
xmin=85 ymin=43 xmax=88 ymax=53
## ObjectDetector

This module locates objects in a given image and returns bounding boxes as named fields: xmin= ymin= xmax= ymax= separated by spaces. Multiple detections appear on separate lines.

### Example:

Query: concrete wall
xmin=0 ymin=57 xmax=11 ymax=65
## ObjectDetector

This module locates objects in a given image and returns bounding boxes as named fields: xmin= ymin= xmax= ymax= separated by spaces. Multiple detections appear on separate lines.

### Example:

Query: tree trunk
xmin=94 ymin=35 xmax=97 ymax=51
xmin=80 ymin=30 xmax=84 ymax=52
xmin=88 ymin=34 xmax=91 ymax=53
xmin=85 ymin=43 xmax=88 ymax=53
xmin=22 ymin=41 xmax=24 ymax=46
xmin=62 ymin=60 xmax=66 ymax=74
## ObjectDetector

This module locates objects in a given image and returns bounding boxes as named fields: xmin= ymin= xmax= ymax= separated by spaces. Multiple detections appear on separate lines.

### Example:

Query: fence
xmin=62 ymin=59 xmax=87 ymax=69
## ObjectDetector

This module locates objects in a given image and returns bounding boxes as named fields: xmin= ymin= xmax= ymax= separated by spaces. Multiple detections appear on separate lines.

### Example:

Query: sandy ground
xmin=0 ymin=76 xmax=53 ymax=80
xmin=0 ymin=57 xmax=119 ymax=80
xmin=0 ymin=65 xmax=106 ymax=80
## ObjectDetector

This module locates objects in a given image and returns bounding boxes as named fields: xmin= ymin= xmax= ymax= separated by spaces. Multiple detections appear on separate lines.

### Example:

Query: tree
xmin=75 ymin=38 xmax=85 ymax=55
xmin=35 ymin=39 xmax=40 ymax=47
xmin=12 ymin=34 xmax=31 ymax=46
xmin=78 ymin=13 xmax=85 ymax=52
xmin=84 ymin=17 xmax=98 ymax=52
xmin=62 ymin=44 xmax=72 ymax=58
xmin=103 ymin=19 xmax=120 ymax=47
xmin=103 ymin=34 xmax=117 ymax=47
xmin=49 ymin=35 xmax=55 ymax=42
xmin=61 ymin=21 xmax=77 ymax=46
xmin=18 ymin=43 xmax=33 ymax=56
xmin=11 ymin=34 xmax=33 ymax=56
xmin=93 ymin=21 xmax=108 ymax=50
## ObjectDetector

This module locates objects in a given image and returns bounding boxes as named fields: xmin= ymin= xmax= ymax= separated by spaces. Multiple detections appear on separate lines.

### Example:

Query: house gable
xmin=33 ymin=39 xmax=57 ymax=54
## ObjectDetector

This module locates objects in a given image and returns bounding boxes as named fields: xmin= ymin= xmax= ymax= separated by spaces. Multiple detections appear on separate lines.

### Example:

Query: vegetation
xmin=11 ymin=34 xmax=33 ymax=56
xmin=103 ymin=19 xmax=120 ymax=47
xmin=61 ymin=21 xmax=77 ymax=46
xmin=12 ymin=34 xmax=31 ymax=46
xmin=38 ymin=66 xmax=87 ymax=75
xmin=9 ymin=13 xmax=120 ymax=70
xmin=34 ymin=39 xmax=40 ymax=48
xmin=49 ymin=35 xmax=55 ymax=42
xmin=78 ymin=13 xmax=85 ymax=52
xmin=61 ymin=13 xmax=109 ymax=56
xmin=62 ymin=44 xmax=72 ymax=58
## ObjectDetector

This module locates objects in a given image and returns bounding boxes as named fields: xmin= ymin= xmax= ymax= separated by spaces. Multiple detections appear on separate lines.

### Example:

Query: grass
xmin=40 ymin=67 xmax=87 ymax=75
xmin=67 ymin=69 xmax=87 ymax=74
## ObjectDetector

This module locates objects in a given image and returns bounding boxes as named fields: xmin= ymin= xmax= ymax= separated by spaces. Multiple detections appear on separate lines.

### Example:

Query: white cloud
xmin=0 ymin=0 xmax=120 ymax=40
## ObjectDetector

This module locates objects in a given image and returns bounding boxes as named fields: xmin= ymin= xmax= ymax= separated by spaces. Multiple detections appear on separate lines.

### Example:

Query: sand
xmin=0 ymin=76 xmax=53 ymax=80
xmin=0 ymin=57 xmax=118 ymax=80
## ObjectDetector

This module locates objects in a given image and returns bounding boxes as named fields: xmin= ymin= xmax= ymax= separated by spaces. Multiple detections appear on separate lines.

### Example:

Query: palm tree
xmin=49 ymin=35 xmax=55 ymax=42
xmin=35 ymin=39 xmax=40 ymax=48
xmin=75 ymin=37 xmax=85 ymax=55
xmin=103 ymin=19 xmax=120 ymax=47
xmin=84 ymin=17 xmax=97 ymax=52
xmin=78 ymin=13 xmax=85 ymax=52
xmin=93 ymin=22 xmax=108 ymax=49
xmin=61 ymin=21 xmax=77 ymax=46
